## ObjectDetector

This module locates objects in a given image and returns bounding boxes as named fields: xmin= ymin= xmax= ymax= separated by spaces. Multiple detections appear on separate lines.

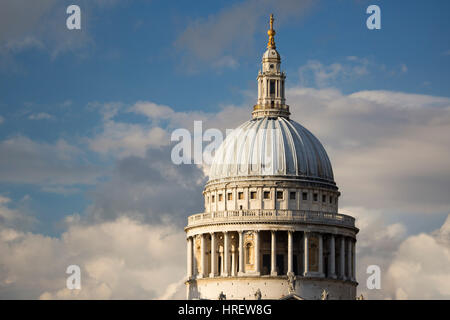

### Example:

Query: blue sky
xmin=0 ymin=0 xmax=450 ymax=300
xmin=1 ymin=0 xmax=450 ymax=237
xmin=0 ymin=0 xmax=448 ymax=232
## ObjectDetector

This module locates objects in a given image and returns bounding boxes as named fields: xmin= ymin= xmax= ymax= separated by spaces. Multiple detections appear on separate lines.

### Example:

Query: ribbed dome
xmin=209 ymin=117 xmax=334 ymax=183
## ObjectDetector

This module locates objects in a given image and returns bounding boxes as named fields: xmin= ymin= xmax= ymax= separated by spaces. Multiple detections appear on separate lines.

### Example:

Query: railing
xmin=187 ymin=209 xmax=355 ymax=228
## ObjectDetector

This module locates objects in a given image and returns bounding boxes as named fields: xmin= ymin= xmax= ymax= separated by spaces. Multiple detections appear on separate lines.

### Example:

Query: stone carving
xmin=218 ymin=291 xmax=226 ymax=300
xmin=254 ymin=289 xmax=262 ymax=300
xmin=287 ymin=272 xmax=296 ymax=293
xmin=320 ymin=289 xmax=329 ymax=300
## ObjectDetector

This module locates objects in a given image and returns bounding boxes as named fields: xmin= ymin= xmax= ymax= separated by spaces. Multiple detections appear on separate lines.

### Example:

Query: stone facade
xmin=185 ymin=15 xmax=358 ymax=300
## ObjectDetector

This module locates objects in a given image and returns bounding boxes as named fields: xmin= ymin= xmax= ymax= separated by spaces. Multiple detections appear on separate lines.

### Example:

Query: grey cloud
xmin=174 ymin=0 xmax=314 ymax=71
xmin=85 ymin=146 xmax=206 ymax=226
xmin=0 ymin=0 xmax=118 ymax=61
xmin=0 ymin=135 xmax=104 ymax=188
xmin=287 ymin=88 xmax=450 ymax=215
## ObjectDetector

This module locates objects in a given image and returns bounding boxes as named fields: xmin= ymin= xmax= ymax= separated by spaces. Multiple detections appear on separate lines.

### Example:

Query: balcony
xmin=186 ymin=209 xmax=355 ymax=229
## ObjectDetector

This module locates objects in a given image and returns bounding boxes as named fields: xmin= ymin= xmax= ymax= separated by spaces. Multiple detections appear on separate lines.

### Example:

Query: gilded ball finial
xmin=267 ymin=14 xmax=276 ymax=49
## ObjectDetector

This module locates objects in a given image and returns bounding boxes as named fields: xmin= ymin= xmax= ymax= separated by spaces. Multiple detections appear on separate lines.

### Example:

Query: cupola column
xmin=329 ymin=234 xmax=337 ymax=279
xmin=303 ymin=232 xmax=309 ymax=276
xmin=347 ymin=238 xmax=353 ymax=281
xmin=223 ymin=231 xmax=230 ymax=277
xmin=238 ymin=231 xmax=245 ymax=275
xmin=318 ymin=233 xmax=324 ymax=277
xmin=340 ymin=236 xmax=346 ymax=280
xmin=200 ymin=233 xmax=206 ymax=278
xmin=254 ymin=230 xmax=260 ymax=275
xmin=271 ymin=230 xmax=277 ymax=276
xmin=287 ymin=230 xmax=293 ymax=275
xmin=187 ymin=237 xmax=193 ymax=279
xmin=352 ymin=240 xmax=356 ymax=281
xmin=209 ymin=232 xmax=217 ymax=277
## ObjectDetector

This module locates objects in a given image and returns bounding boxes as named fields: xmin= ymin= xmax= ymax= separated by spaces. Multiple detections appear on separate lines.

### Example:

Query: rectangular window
xmin=270 ymin=80 xmax=275 ymax=95
xmin=329 ymin=196 xmax=333 ymax=204
xmin=212 ymin=195 xmax=215 ymax=202
xmin=276 ymin=191 xmax=283 ymax=200
xmin=238 ymin=192 xmax=244 ymax=200
xmin=250 ymin=191 xmax=257 ymax=200
xmin=218 ymin=194 xmax=223 ymax=201
xmin=264 ymin=191 xmax=270 ymax=199
xmin=227 ymin=193 xmax=232 ymax=201
xmin=290 ymin=192 xmax=296 ymax=200
xmin=322 ymin=195 xmax=326 ymax=203
xmin=302 ymin=192 xmax=308 ymax=201
xmin=313 ymin=193 xmax=318 ymax=202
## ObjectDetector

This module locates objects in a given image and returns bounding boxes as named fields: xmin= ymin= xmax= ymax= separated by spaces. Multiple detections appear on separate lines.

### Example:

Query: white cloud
xmin=0 ymin=115 xmax=4 ymax=124
xmin=0 ymin=216 xmax=186 ymax=299
xmin=384 ymin=215 xmax=450 ymax=300
xmin=299 ymin=57 xmax=370 ymax=87
xmin=349 ymin=205 xmax=450 ymax=299
xmin=28 ymin=112 xmax=54 ymax=120
xmin=287 ymin=87 xmax=450 ymax=215
xmin=88 ymin=101 xmax=249 ymax=159
xmin=212 ymin=55 xmax=239 ymax=70
xmin=0 ymin=195 xmax=34 ymax=230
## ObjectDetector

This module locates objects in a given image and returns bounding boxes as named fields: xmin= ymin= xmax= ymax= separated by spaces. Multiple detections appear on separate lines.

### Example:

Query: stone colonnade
xmin=187 ymin=230 xmax=356 ymax=281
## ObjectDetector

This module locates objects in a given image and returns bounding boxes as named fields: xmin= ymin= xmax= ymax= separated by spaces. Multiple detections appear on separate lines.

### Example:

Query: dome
xmin=209 ymin=116 xmax=334 ymax=183
xmin=263 ymin=48 xmax=280 ymax=60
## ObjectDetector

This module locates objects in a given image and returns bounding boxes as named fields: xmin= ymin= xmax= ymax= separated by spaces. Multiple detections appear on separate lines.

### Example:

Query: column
xmin=318 ymin=233 xmax=324 ymax=277
xmin=303 ymin=232 xmax=309 ymax=276
xmin=193 ymin=237 xmax=198 ymax=277
xmin=231 ymin=246 xmax=236 ymax=276
xmin=287 ymin=231 xmax=293 ymax=275
xmin=224 ymin=187 xmax=227 ymax=211
xmin=200 ymin=233 xmax=206 ymax=278
xmin=209 ymin=233 xmax=216 ymax=277
xmin=223 ymin=232 xmax=230 ymax=276
xmin=259 ymin=188 xmax=263 ymax=210
xmin=352 ymin=240 xmax=356 ymax=281
xmin=340 ymin=236 xmax=346 ymax=280
xmin=238 ymin=231 xmax=244 ymax=275
xmin=187 ymin=237 xmax=193 ymax=279
xmin=215 ymin=190 xmax=218 ymax=212
xmin=271 ymin=230 xmax=277 ymax=276
xmin=329 ymin=234 xmax=336 ymax=278
xmin=255 ymin=230 xmax=260 ymax=275
xmin=275 ymin=79 xmax=278 ymax=98
xmin=347 ymin=238 xmax=352 ymax=281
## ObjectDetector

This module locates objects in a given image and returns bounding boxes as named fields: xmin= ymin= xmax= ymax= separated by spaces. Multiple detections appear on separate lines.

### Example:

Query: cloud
xmin=84 ymin=146 xmax=205 ymax=226
xmin=0 ymin=135 xmax=104 ymax=187
xmin=299 ymin=57 xmax=370 ymax=87
xmin=174 ymin=0 xmax=314 ymax=71
xmin=0 ymin=0 xmax=122 ymax=65
xmin=287 ymin=88 xmax=450 ymax=215
xmin=88 ymin=101 xmax=249 ymax=159
xmin=0 ymin=115 xmax=3 ymax=124
xmin=386 ymin=218 xmax=450 ymax=300
xmin=28 ymin=112 xmax=55 ymax=120
xmin=0 ymin=215 xmax=186 ymax=299
xmin=349 ymin=205 xmax=450 ymax=299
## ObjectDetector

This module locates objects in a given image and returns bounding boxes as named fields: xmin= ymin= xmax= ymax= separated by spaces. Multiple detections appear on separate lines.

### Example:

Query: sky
xmin=0 ymin=0 xmax=449 ymax=299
